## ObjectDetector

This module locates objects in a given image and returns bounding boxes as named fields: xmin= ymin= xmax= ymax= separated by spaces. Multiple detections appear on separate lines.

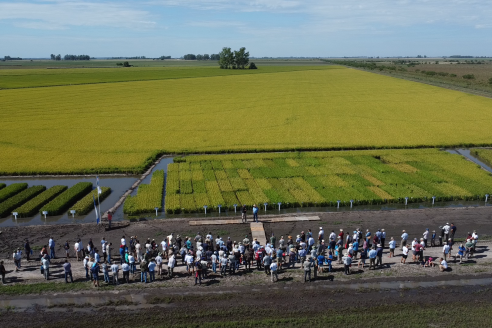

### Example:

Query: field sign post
xmin=203 ymin=205 xmax=208 ymax=215
xmin=350 ymin=200 xmax=353 ymax=208
xmin=233 ymin=204 xmax=237 ymax=213
xmin=277 ymin=202 xmax=282 ymax=211
xmin=70 ymin=210 xmax=76 ymax=218
xmin=218 ymin=204 xmax=222 ymax=214
xmin=486 ymin=194 xmax=489 ymax=202
xmin=42 ymin=211 xmax=48 ymax=219
xmin=263 ymin=203 xmax=268 ymax=211
xmin=405 ymin=197 xmax=409 ymax=206
xmin=432 ymin=196 xmax=436 ymax=205
xmin=154 ymin=207 xmax=159 ymax=216
xmin=337 ymin=200 xmax=340 ymax=209
xmin=12 ymin=212 xmax=18 ymax=220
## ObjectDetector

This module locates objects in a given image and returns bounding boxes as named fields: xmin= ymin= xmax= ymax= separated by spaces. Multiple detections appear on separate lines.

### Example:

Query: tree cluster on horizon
xmin=218 ymin=47 xmax=250 ymax=69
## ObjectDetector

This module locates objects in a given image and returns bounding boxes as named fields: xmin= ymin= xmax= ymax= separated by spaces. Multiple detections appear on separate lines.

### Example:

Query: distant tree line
xmin=218 ymin=47 xmax=255 ymax=69
xmin=3 ymin=56 xmax=22 ymax=61
xmin=50 ymin=54 xmax=90 ymax=60
xmin=183 ymin=54 xmax=219 ymax=60
xmin=158 ymin=56 xmax=171 ymax=60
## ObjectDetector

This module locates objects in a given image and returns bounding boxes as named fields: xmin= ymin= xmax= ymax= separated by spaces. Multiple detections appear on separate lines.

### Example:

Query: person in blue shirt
xmin=94 ymin=250 xmax=101 ymax=263
xmin=365 ymin=230 xmax=371 ymax=244
xmin=326 ymin=252 xmax=333 ymax=272
xmin=48 ymin=237 xmax=55 ymax=259
xmin=456 ymin=244 xmax=466 ymax=263
xmin=376 ymin=244 xmax=383 ymax=268
xmin=358 ymin=248 xmax=367 ymax=269
xmin=368 ymin=247 xmax=377 ymax=270
xmin=148 ymin=259 xmax=156 ymax=282
xmin=252 ymin=205 xmax=259 ymax=222
xmin=352 ymin=240 xmax=359 ymax=259
xmin=317 ymin=254 xmax=325 ymax=273
xmin=401 ymin=230 xmax=409 ymax=250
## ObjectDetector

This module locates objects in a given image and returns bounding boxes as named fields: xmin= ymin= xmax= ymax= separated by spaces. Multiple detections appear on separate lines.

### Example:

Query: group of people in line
xmin=0 ymin=221 xmax=481 ymax=285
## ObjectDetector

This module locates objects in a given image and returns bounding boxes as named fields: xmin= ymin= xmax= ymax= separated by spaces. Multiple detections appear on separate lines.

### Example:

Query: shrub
xmin=462 ymin=74 xmax=475 ymax=80
xmin=0 ymin=183 xmax=5 ymax=190
xmin=249 ymin=62 xmax=257 ymax=69
xmin=0 ymin=186 xmax=46 ymax=217
xmin=450 ymin=74 xmax=457 ymax=77
xmin=70 ymin=187 xmax=111 ymax=215
xmin=0 ymin=183 xmax=28 ymax=203
xmin=14 ymin=185 xmax=67 ymax=217
xmin=488 ymin=77 xmax=492 ymax=85
xmin=40 ymin=182 xmax=93 ymax=215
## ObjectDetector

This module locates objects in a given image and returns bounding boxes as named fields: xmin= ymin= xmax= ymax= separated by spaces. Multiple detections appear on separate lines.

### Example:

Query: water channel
xmin=0 ymin=149 xmax=490 ymax=228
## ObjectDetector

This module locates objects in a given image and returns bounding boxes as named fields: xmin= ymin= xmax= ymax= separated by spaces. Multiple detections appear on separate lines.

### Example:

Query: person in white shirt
xmin=423 ymin=229 xmax=429 ymax=247
xmin=121 ymin=262 xmax=130 ymax=283
xmin=74 ymin=241 xmax=80 ymax=261
xmin=318 ymin=227 xmax=324 ymax=242
xmin=472 ymin=231 xmax=479 ymax=251
xmin=160 ymin=240 xmax=168 ymax=259
xmin=443 ymin=243 xmax=450 ymax=260
xmin=443 ymin=223 xmax=451 ymax=241
xmin=128 ymin=254 xmax=136 ymax=274
xmin=270 ymin=262 xmax=278 ymax=282
xmin=401 ymin=245 xmax=409 ymax=264
xmin=439 ymin=257 xmax=448 ymax=272
xmin=13 ymin=249 xmax=22 ymax=271
xmin=185 ymin=253 xmax=194 ymax=275
xmin=110 ymin=261 xmax=120 ymax=285
xmin=168 ymin=254 xmax=176 ymax=278
xmin=155 ymin=253 xmax=163 ymax=276
xmin=121 ymin=236 xmax=126 ymax=246
xmin=329 ymin=231 xmax=336 ymax=241
xmin=135 ymin=242 xmax=142 ymax=262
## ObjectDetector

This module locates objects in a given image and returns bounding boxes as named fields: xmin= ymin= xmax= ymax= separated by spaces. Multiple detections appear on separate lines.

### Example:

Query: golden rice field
xmin=2 ymin=66 xmax=492 ymax=175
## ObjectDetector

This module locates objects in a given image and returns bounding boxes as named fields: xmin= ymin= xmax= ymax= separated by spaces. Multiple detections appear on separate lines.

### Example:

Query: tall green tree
xmin=218 ymin=47 xmax=234 ymax=69
xmin=234 ymin=47 xmax=249 ymax=69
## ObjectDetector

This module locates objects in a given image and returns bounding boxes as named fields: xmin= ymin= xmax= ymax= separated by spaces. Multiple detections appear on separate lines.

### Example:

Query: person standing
xmin=48 ymin=237 xmax=55 ymax=259
xmin=194 ymin=258 xmax=203 ymax=285
xmin=423 ymin=229 xmax=429 ymax=248
xmin=270 ymin=233 xmax=276 ymax=248
xmin=140 ymin=259 xmax=148 ymax=283
xmin=252 ymin=204 xmax=259 ymax=222
xmin=241 ymin=205 xmax=247 ymax=223
xmin=168 ymin=254 xmax=176 ymax=278
xmin=64 ymin=240 xmax=70 ymax=259
xmin=342 ymin=253 xmax=352 ymax=275
xmin=401 ymin=245 xmax=409 ymax=264
xmin=0 ymin=261 xmax=6 ymax=284
xmin=303 ymin=258 xmax=313 ymax=282
xmin=148 ymin=258 xmax=156 ymax=282
xmin=122 ymin=262 xmax=130 ymax=283
xmin=443 ymin=242 xmax=451 ymax=260
xmin=270 ymin=261 xmax=278 ymax=282
xmin=24 ymin=239 xmax=31 ymax=261
xmin=83 ymin=256 xmax=90 ymax=280
xmin=389 ymin=237 xmax=396 ymax=258
xmin=376 ymin=244 xmax=383 ymax=268
xmin=13 ymin=249 xmax=22 ymax=271
xmin=401 ymin=230 xmax=408 ymax=250
xmin=107 ymin=211 xmax=112 ymax=229
xmin=443 ymin=223 xmax=451 ymax=242
xmin=262 ymin=254 xmax=272 ymax=275
xmin=63 ymin=259 xmax=73 ymax=283
xmin=111 ymin=261 xmax=120 ymax=285
xmin=368 ymin=247 xmax=377 ymax=270
xmin=450 ymin=223 xmax=457 ymax=240
xmin=91 ymin=261 xmax=100 ymax=287
xmin=381 ymin=229 xmax=386 ymax=249
xmin=41 ymin=255 xmax=50 ymax=280
xmin=155 ymin=253 xmax=163 ymax=276
xmin=318 ymin=227 xmax=324 ymax=244
xmin=102 ymin=261 xmax=110 ymax=283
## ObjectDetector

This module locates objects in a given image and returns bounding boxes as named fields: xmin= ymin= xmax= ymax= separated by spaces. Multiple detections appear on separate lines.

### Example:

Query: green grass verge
xmin=0 ymin=281 xmax=108 ymax=295
xmin=14 ymin=185 xmax=68 ymax=217
xmin=0 ymin=185 xmax=46 ymax=217
xmin=40 ymin=182 xmax=92 ymax=215
xmin=70 ymin=187 xmax=111 ymax=215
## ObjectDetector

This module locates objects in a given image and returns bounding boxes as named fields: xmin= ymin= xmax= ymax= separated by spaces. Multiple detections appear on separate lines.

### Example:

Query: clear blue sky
xmin=1 ymin=0 xmax=491 ymax=58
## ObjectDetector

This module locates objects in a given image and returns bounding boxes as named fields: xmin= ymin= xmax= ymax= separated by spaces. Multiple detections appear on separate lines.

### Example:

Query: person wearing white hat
xmin=318 ymin=227 xmax=324 ymax=243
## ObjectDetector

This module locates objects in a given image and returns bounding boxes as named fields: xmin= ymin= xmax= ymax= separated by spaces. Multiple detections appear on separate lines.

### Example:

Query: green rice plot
xmin=165 ymin=149 xmax=492 ymax=213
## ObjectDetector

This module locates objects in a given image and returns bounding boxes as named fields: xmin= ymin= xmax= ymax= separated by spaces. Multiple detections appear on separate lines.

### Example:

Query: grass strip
xmin=14 ymin=185 xmax=67 ymax=217
xmin=124 ymin=170 xmax=164 ymax=215
xmin=40 ymin=182 xmax=93 ymax=215
xmin=0 ymin=185 xmax=46 ymax=217
xmin=69 ymin=187 xmax=111 ymax=215
xmin=0 ymin=183 xmax=28 ymax=203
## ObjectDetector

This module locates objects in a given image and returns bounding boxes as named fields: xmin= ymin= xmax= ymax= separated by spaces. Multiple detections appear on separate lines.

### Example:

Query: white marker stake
xmin=12 ymin=212 xmax=18 ymax=220
xmin=233 ymin=204 xmax=237 ymax=213
xmin=70 ymin=210 xmax=76 ymax=218
xmin=486 ymin=194 xmax=489 ymax=203
xmin=405 ymin=197 xmax=409 ymax=206
xmin=350 ymin=200 xmax=353 ymax=208
xmin=263 ymin=203 xmax=268 ymax=211
xmin=218 ymin=205 xmax=222 ymax=214
xmin=337 ymin=200 xmax=341 ymax=209
xmin=155 ymin=207 xmax=159 ymax=216
xmin=42 ymin=211 xmax=48 ymax=219
xmin=203 ymin=205 xmax=208 ymax=215
xmin=432 ymin=196 xmax=436 ymax=205
xmin=278 ymin=202 xmax=282 ymax=211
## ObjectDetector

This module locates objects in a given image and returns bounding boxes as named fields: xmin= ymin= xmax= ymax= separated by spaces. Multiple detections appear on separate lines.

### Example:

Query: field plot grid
xmin=164 ymin=149 xmax=492 ymax=214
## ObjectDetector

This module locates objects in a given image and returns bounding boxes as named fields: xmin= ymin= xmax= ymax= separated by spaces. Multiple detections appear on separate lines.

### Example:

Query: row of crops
xmin=163 ymin=149 xmax=492 ymax=214
xmin=0 ymin=182 xmax=111 ymax=218
xmin=123 ymin=170 xmax=164 ymax=215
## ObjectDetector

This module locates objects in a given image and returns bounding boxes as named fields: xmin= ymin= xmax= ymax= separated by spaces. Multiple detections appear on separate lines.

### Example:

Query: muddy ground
xmin=1 ymin=206 xmax=492 ymax=327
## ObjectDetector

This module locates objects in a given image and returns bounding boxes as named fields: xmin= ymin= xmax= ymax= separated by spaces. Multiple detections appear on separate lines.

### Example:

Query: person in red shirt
xmin=107 ymin=211 xmax=113 ymax=229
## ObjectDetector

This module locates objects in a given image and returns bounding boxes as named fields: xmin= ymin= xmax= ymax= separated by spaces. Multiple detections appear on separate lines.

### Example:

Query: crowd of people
xmin=0 ymin=222 xmax=481 ymax=285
